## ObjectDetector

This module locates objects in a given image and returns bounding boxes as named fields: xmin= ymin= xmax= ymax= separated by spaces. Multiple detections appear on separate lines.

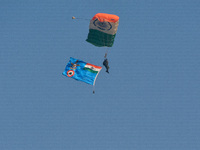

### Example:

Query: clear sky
xmin=1 ymin=0 xmax=200 ymax=150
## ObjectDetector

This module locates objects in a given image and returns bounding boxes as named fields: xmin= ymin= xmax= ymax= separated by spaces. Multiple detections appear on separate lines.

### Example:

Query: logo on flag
xmin=67 ymin=70 xmax=75 ymax=77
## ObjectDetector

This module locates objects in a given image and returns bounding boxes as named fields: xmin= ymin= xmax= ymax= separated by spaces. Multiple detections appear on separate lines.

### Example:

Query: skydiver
xmin=103 ymin=58 xmax=109 ymax=73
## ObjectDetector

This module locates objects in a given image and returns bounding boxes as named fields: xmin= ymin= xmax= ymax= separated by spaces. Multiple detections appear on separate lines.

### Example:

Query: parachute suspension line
xmin=93 ymin=85 xmax=95 ymax=94
xmin=72 ymin=16 xmax=90 ymax=21
xmin=104 ymin=28 xmax=109 ymax=58
xmin=93 ymin=65 xmax=102 ymax=94
xmin=104 ymin=48 xmax=109 ymax=58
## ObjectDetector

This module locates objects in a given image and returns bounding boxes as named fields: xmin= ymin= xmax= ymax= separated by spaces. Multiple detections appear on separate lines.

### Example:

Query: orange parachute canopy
xmin=92 ymin=13 xmax=119 ymax=23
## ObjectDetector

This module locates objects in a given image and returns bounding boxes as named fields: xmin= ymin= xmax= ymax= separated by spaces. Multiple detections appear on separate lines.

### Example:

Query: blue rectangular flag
xmin=62 ymin=57 xmax=102 ymax=85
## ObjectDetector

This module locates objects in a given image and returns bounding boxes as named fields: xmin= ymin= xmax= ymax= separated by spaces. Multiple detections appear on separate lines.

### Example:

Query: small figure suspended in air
xmin=103 ymin=58 xmax=109 ymax=73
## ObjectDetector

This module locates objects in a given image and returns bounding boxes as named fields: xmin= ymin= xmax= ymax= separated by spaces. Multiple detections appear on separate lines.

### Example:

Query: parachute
xmin=65 ymin=14 xmax=119 ymax=93
xmin=86 ymin=13 xmax=119 ymax=73
xmin=86 ymin=13 xmax=119 ymax=47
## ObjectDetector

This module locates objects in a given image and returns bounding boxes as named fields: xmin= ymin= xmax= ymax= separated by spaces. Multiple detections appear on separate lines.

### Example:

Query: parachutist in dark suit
xmin=103 ymin=58 xmax=109 ymax=73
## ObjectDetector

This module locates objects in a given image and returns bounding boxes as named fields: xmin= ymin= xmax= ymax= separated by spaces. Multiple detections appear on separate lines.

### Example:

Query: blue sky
xmin=0 ymin=0 xmax=200 ymax=149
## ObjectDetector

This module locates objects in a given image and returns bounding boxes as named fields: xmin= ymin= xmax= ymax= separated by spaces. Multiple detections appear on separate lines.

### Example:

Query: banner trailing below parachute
xmin=86 ymin=13 xmax=119 ymax=47
xmin=63 ymin=57 xmax=102 ymax=85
